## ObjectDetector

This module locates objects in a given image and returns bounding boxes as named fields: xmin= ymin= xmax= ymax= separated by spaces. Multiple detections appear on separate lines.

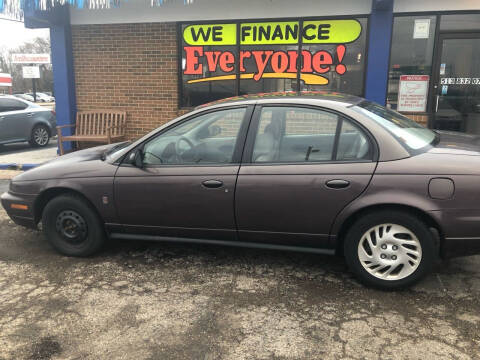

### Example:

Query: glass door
xmin=432 ymin=34 xmax=480 ymax=134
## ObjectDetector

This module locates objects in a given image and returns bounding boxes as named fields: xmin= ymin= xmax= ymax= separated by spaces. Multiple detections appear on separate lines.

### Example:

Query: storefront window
xmin=301 ymin=18 xmax=367 ymax=95
xmin=180 ymin=18 xmax=368 ymax=107
xmin=386 ymin=16 xmax=436 ymax=111
xmin=440 ymin=14 xmax=480 ymax=31
xmin=239 ymin=44 xmax=298 ymax=95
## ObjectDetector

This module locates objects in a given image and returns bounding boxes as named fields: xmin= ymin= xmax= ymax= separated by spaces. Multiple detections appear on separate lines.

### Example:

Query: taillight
xmin=51 ymin=110 xmax=56 ymax=116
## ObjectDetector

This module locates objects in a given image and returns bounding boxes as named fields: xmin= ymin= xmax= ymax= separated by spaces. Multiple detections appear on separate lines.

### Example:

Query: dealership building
xmin=10 ymin=0 xmax=480 ymax=151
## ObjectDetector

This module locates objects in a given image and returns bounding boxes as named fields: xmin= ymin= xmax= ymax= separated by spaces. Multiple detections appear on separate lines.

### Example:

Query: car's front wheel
xmin=29 ymin=124 xmax=50 ymax=147
xmin=344 ymin=211 xmax=437 ymax=290
xmin=42 ymin=195 xmax=105 ymax=256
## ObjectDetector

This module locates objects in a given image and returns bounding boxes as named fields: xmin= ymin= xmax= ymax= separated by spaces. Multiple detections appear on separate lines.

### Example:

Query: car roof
xmin=195 ymin=91 xmax=364 ymax=109
xmin=0 ymin=94 xmax=37 ymax=106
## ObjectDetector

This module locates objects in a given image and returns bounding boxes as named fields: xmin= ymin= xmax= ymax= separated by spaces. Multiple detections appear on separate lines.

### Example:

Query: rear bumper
xmin=429 ymin=209 xmax=480 ymax=258
xmin=442 ymin=237 xmax=480 ymax=259
xmin=1 ymin=191 xmax=37 ymax=229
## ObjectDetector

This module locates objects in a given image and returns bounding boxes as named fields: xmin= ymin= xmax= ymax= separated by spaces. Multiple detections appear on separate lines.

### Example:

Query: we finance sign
xmin=182 ymin=20 xmax=362 ymax=85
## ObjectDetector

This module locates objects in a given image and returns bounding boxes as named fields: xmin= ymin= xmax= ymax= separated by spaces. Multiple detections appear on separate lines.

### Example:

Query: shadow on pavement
xmin=0 ymin=139 xmax=57 ymax=156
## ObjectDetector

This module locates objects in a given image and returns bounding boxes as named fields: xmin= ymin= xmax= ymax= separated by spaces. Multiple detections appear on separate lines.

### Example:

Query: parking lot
xmin=0 ymin=139 xmax=57 ymax=166
xmin=0 ymin=176 xmax=479 ymax=359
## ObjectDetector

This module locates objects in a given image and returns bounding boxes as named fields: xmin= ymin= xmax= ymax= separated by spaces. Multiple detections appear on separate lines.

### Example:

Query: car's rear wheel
xmin=344 ymin=211 xmax=437 ymax=290
xmin=29 ymin=124 xmax=50 ymax=147
xmin=42 ymin=195 xmax=105 ymax=256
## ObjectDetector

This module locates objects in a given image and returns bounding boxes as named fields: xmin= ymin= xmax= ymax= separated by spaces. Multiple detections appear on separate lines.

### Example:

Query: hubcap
xmin=357 ymin=224 xmax=422 ymax=281
xmin=55 ymin=210 xmax=88 ymax=244
xmin=33 ymin=127 xmax=49 ymax=146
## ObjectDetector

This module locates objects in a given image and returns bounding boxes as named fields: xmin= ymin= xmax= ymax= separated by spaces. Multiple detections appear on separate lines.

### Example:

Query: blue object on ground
xmin=0 ymin=164 xmax=39 ymax=171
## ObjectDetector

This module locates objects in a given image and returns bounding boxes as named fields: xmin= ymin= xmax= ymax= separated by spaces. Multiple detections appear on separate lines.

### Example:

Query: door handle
xmin=27 ymin=113 xmax=34 ymax=117
xmin=202 ymin=180 xmax=223 ymax=188
xmin=325 ymin=179 xmax=350 ymax=189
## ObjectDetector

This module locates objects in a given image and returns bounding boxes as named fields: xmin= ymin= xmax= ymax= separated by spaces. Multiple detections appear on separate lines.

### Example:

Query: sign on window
xmin=397 ymin=75 xmax=429 ymax=113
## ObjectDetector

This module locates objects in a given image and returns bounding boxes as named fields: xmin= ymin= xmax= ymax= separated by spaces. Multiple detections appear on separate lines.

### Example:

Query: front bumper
xmin=1 ymin=191 xmax=37 ymax=229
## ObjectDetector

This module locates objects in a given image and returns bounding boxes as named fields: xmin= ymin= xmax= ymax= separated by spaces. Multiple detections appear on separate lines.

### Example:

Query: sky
xmin=0 ymin=17 xmax=49 ymax=51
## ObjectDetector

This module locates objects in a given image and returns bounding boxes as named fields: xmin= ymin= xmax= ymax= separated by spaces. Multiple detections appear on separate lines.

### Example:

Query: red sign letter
xmin=184 ymin=46 xmax=203 ymax=75
xmin=252 ymin=51 xmax=273 ymax=81
xmin=219 ymin=51 xmax=235 ymax=72
xmin=271 ymin=51 xmax=289 ymax=73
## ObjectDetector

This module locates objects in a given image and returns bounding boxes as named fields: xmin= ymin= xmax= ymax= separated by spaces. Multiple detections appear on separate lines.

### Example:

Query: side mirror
xmin=128 ymin=149 xmax=144 ymax=168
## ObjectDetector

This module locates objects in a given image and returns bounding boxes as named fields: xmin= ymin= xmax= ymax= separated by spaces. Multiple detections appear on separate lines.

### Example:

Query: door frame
xmin=429 ymin=31 xmax=480 ymax=125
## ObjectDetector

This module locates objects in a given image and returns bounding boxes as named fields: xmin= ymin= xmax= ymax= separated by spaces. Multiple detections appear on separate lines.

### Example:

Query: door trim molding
xmin=109 ymin=232 xmax=336 ymax=255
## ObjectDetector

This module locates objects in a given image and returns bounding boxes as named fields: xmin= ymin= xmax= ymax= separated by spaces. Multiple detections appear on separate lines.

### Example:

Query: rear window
xmin=353 ymin=101 xmax=437 ymax=151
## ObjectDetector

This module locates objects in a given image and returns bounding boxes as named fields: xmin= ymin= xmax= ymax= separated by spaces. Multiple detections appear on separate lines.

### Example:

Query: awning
xmin=0 ymin=73 xmax=12 ymax=87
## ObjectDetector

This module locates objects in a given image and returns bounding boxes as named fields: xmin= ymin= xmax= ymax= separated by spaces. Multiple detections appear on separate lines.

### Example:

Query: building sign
xmin=182 ymin=20 xmax=361 ymax=86
xmin=397 ymin=75 xmax=429 ymax=112
xmin=0 ymin=73 xmax=12 ymax=87
xmin=22 ymin=66 xmax=40 ymax=79
xmin=11 ymin=53 xmax=51 ymax=64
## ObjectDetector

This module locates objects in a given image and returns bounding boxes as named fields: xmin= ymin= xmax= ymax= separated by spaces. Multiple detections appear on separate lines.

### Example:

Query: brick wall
xmin=404 ymin=113 xmax=429 ymax=127
xmin=72 ymin=22 xmax=183 ymax=140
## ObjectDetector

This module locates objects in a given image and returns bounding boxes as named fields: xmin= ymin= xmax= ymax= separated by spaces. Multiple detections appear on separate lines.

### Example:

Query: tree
xmin=2 ymin=36 xmax=53 ymax=94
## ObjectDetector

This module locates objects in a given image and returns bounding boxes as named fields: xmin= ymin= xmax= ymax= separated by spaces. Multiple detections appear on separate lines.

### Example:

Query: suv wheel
xmin=42 ymin=195 xmax=105 ymax=256
xmin=29 ymin=124 xmax=50 ymax=147
xmin=344 ymin=211 xmax=437 ymax=290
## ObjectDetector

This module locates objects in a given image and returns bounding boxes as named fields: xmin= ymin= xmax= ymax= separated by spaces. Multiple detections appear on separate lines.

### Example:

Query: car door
xmin=0 ymin=98 xmax=30 ymax=142
xmin=235 ymin=105 xmax=377 ymax=249
xmin=114 ymin=105 xmax=253 ymax=241
xmin=0 ymin=99 xmax=10 ymax=142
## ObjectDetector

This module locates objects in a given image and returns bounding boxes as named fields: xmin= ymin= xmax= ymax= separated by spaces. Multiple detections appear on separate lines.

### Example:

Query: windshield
xmin=353 ymin=101 xmax=437 ymax=151
xmin=104 ymin=141 xmax=131 ymax=159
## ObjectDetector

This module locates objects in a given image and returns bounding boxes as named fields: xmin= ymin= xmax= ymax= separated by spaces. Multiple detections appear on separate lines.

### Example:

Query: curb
xmin=0 ymin=164 xmax=39 ymax=171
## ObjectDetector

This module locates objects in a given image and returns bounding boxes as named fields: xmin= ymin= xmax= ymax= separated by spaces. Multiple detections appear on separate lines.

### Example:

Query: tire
xmin=343 ymin=210 xmax=437 ymax=290
xmin=29 ymin=124 xmax=50 ymax=147
xmin=42 ymin=195 xmax=105 ymax=256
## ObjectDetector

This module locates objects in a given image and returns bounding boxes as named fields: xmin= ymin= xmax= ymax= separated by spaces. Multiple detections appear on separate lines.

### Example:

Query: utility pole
xmin=32 ymin=77 xmax=37 ymax=102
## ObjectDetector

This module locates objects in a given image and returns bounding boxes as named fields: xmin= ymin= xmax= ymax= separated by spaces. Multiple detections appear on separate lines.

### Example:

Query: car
xmin=13 ymin=93 xmax=35 ymax=102
xmin=0 ymin=95 xmax=56 ymax=147
xmin=27 ymin=92 xmax=55 ymax=103
xmin=3 ymin=91 xmax=480 ymax=289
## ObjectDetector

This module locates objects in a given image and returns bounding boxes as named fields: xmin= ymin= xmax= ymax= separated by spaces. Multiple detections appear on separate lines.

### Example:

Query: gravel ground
xmin=0 ymin=193 xmax=479 ymax=359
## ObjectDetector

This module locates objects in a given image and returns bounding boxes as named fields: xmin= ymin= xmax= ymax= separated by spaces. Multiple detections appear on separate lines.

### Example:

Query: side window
xmin=143 ymin=107 xmax=246 ymax=165
xmin=9 ymin=99 xmax=28 ymax=111
xmin=252 ymin=106 xmax=339 ymax=163
xmin=336 ymin=120 xmax=372 ymax=161
xmin=0 ymin=99 xmax=8 ymax=113
xmin=0 ymin=99 xmax=27 ymax=112
xmin=252 ymin=106 xmax=372 ymax=163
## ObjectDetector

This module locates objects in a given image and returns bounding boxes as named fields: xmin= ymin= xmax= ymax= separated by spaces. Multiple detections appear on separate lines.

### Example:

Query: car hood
xmin=12 ymin=143 xmax=121 ymax=182
xmin=427 ymin=131 xmax=480 ymax=156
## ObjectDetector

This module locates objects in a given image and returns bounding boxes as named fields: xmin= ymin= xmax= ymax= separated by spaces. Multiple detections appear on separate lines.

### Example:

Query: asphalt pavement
xmin=0 ymin=179 xmax=9 ymax=194
xmin=0 ymin=203 xmax=479 ymax=359
xmin=0 ymin=139 xmax=58 ymax=165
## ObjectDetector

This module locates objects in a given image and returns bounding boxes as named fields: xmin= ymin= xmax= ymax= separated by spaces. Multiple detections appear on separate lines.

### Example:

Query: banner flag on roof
xmin=0 ymin=0 xmax=194 ymax=18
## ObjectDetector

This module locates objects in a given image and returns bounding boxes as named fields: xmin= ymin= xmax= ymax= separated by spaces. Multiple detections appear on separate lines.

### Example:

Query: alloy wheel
xmin=357 ymin=223 xmax=422 ymax=281
xmin=33 ymin=126 xmax=49 ymax=146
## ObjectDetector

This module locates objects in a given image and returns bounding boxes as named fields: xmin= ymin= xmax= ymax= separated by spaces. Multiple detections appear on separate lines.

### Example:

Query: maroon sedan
xmin=2 ymin=92 xmax=480 ymax=289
